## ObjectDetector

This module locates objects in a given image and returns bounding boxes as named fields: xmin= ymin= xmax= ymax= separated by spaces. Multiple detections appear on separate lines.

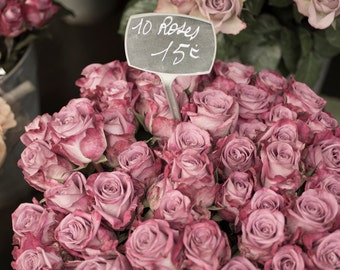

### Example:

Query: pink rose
xmin=166 ymin=122 xmax=211 ymax=155
xmin=239 ymin=209 xmax=286 ymax=263
xmin=285 ymin=79 xmax=326 ymax=114
xmin=86 ymin=171 xmax=142 ymax=230
xmin=213 ymin=60 xmax=255 ymax=84
xmin=22 ymin=0 xmax=59 ymax=28
xmin=255 ymin=69 xmax=288 ymax=95
xmin=179 ymin=220 xmax=231 ymax=270
xmin=286 ymin=189 xmax=338 ymax=234
xmin=263 ymin=245 xmax=305 ymax=270
xmin=215 ymin=171 xmax=255 ymax=222
xmin=221 ymin=256 xmax=259 ymax=270
xmin=20 ymin=113 xmax=52 ymax=146
xmin=17 ymin=140 xmax=73 ymax=191
xmin=216 ymin=133 xmax=258 ymax=176
xmin=118 ymin=141 xmax=162 ymax=187
xmin=294 ymin=0 xmax=340 ymax=29
xmin=125 ymin=219 xmax=177 ymax=269
xmin=250 ymin=188 xmax=286 ymax=211
xmin=155 ymin=0 xmax=196 ymax=14
xmin=12 ymin=246 xmax=63 ymax=270
xmin=50 ymin=98 xmax=107 ymax=166
xmin=0 ymin=0 xmax=25 ymax=37
xmin=44 ymin=172 xmax=92 ymax=214
xmin=12 ymin=202 xmax=59 ymax=245
xmin=54 ymin=210 xmax=117 ymax=258
xmin=147 ymin=176 xmax=174 ymax=210
xmin=76 ymin=60 xmax=128 ymax=98
xmin=308 ymin=230 xmax=340 ymax=269
xmin=190 ymin=0 xmax=246 ymax=34
xmin=185 ymin=87 xmax=239 ymax=138
xmin=267 ymin=104 xmax=298 ymax=123
xmin=307 ymin=111 xmax=339 ymax=134
xmin=237 ymin=119 xmax=267 ymax=141
xmin=260 ymin=141 xmax=302 ymax=192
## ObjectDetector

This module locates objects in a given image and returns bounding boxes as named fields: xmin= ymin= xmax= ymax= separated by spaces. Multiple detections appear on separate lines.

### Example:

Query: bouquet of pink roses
xmin=11 ymin=59 xmax=340 ymax=269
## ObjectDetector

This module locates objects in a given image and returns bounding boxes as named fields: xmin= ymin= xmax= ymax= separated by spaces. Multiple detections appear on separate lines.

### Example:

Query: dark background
xmin=1 ymin=1 xmax=340 ymax=269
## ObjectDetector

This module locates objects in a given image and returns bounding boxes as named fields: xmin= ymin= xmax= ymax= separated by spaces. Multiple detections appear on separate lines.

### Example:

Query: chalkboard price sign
xmin=125 ymin=13 xmax=216 ymax=75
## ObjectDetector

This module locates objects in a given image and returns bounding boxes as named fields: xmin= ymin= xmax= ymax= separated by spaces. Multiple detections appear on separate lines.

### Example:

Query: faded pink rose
xmin=286 ymin=189 xmax=338 ymax=234
xmin=12 ymin=246 xmax=63 ymax=270
xmin=255 ymin=69 xmax=288 ymax=95
xmin=22 ymin=0 xmax=59 ymax=28
xmin=17 ymin=140 xmax=73 ymax=191
xmin=20 ymin=113 xmax=52 ymax=146
xmin=263 ymin=245 xmax=305 ymax=270
xmin=285 ymin=79 xmax=326 ymax=114
xmin=307 ymin=111 xmax=339 ymax=134
xmin=185 ymin=87 xmax=239 ymax=138
xmin=267 ymin=104 xmax=298 ymax=123
xmin=118 ymin=141 xmax=162 ymax=187
xmin=237 ymin=119 xmax=268 ymax=141
xmin=250 ymin=188 xmax=285 ymax=211
xmin=221 ymin=256 xmax=259 ymax=270
xmin=50 ymin=98 xmax=107 ymax=166
xmin=54 ymin=210 xmax=117 ymax=259
xmin=239 ymin=209 xmax=286 ymax=263
xmin=308 ymin=230 xmax=340 ymax=269
xmin=0 ymin=0 xmax=25 ymax=37
xmin=147 ymin=176 xmax=174 ymax=210
xmin=215 ymin=171 xmax=255 ymax=222
xmin=125 ymin=219 xmax=177 ymax=269
xmin=294 ymin=0 xmax=340 ymax=29
xmin=86 ymin=171 xmax=142 ymax=230
xmin=44 ymin=172 xmax=91 ymax=214
xmin=179 ymin=220 xmax=231 ymax=270
xmin=260 ymin=140 xmax=302 ymax=192
xmin=155 ymin=0 xmax=196 ymax=14
xmin=166 ymin=122 xmax=211 ymax=155
xmin=213 ymin=60 xmax=255 ymax=84
xmin=190 ymin=0 xmax=246 ymax=34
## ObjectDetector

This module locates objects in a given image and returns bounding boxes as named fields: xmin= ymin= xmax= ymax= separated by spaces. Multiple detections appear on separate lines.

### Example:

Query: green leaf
xmin=280 ymin=27 xmax=300 ymax=74
xmin=298 ymin=27 xmax=313 ymax=56
xmin=325 ymin=17 xmax=340 ymax=48
xmin=294 ymin=52 xmax=322 ymax=87
xmin=253 ymin=14 xmax=281 ymax=34
xmin=314 ymin=31 xmax=340 ymax=58
xmin=244 ymin=0 xmax=265 ymax=16
xmin=216 ymin=33 xmax=236 ymax=60
xmin=268 ymin=0 xmax=292 ymax=7
xmin=118 ymin=0 xmax=158 ymax=36
xmin=240 ymin=41 xmax=281 ymax=71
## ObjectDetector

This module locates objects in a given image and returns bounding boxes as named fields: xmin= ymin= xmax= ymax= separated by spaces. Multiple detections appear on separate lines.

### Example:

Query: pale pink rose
xmin=260 ymin=140 xmax=302 ymax=192
xmin=22 ymin=0 xmax=59 ymax=28
xmin=213 ymin=60 xmax=255 ymax=84
xmin=263 ymin=245 xmax=305 ymax=270
xmin=173 ymin=75 xmax=201 ymax=94
xmin=233 ymin=84 xmax=270 ymax=120
xmin=166 ymin=122 xmax=211 ymax=155
xmin=0 ymin=0 xmax=25 ymax=37
xmin=155 ymin=0 xmax=196 ymax=14
xmin=76 ymin=60 xmax=128 ymax=97
xmin=307 ymin=111 xmax=339 ymax=133
xmin=44 ymin=172 xmax=92 ymax=214
xmin=169 ymin=148 xmax=216 ymax=206
xmin=153 ymin=189 xmax=194 ymax=229
xmin=17 ymin=140 xmax=73 ymax=191
xmin=215 ymin=171 xmax=255 ymax=222
xmin=179 ymin=220 xmax=231 ymax=270
xmin=239 ymin=209 xmax=286 ymax=263
xmin=216 ymin=133 xmax=258 ymax=176
xmin=308 ymin=230 xmax=340 ymax=269
xmin=255 ymin=69 xmax=289 ymax=95
xmin=12 ymin=202 xmax=59 ymax=245
xmin=306 ymin=131 xmax=340 ymax=174
xmin=287 ymin=189 xmax=338 ymax=235
xmin=118 ymin=141 xmax=162 ymax=187
xmin=12 ymin=246 xmax=63 ymax=270
xmin=237 ymin=119 xmax=268 ymax=141
xmin=20 ymin=113 xmax=52 ymax=146
xmin=147 ymin=175 xmax=174 ymax=210
xmin=221 ymin=256 xmax=259 ymax=270
xmin=125 ymin=219 xmax=177 ymax=269
xmin=190 ymin=0 xmax=246 ymax=34
xmin=54 ymin=210 xmax=117 ymax=259
xmin=285 ymin=79 xmax=326 ymax=114
xmin=250 ymin=188 xmax=285 ymax=211
xmin=185 ymin=87 xmax=239 ymax=138
xmin=294 ymin=0 xmax=340 ymax=29
xmin=267 ymin=104 xmax=298 ymax=123
xmin=86 ymin=171 xmax=142 ymax=230
xmin=50 ymin=98 xmax=107 ymax=166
